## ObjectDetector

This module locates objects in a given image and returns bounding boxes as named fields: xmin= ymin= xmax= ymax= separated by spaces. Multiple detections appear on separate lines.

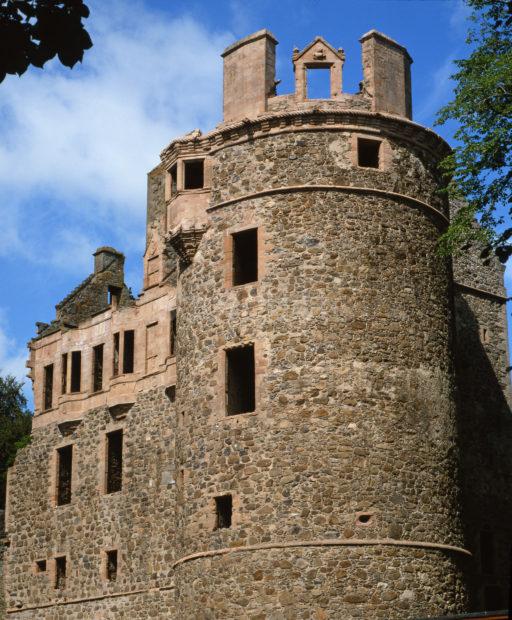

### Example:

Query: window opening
xmin=70 ymin=351 xmax=81 ymax=393
xmin=145 ymin=322 xmax=158 ymax=374
xmin=165 ymin=385 xmax=176 ymax=403
xmin=92 ymin=344 xmax=104 ymax=392
xmin=113 ymin=332 xmax=120 ymax=377
xmin=356 ymin=513 xmax=373 ymax=525
xmin=108 ymin=286 xmax=121 ymax=307
xmin=43 ymin=364 xmax=54 ymax=411
xmin=214 ymin=494 xmax=232 ymax=529
xmin=35 ymin=559 xmax=47 ymax=573
xmin=306 ymin=67 xmax=331 ymax=99
xmin=169 ymin=164 xmax=177 ymax=196
xmin=184 ymin=160 xmax=204 ymax=190
xmin=226 ymin=344 xmax=255 ymax=415
xmin=170 ymin=310 xmax=177 ymax=356
xmin=358 ymin=138 xmax=381 ymax=169
xmin=106 ymin=430 xmax=123 ymax=494
xmin=61 ymin=353 xmax=68 ymax=394
xmin=56 ymin=445 xmax=73 ymax=506
xmin=123 ymin=330 xmax=134 ymax=374
xmin=480 ymin=530 xmax=495 ymax=575
xmin=232 ymin=228 xmax=258 ymax=286
xmin=55 ymin=556 xmax=66 ymax=589
xmin=106 ymin=549 xmax=118 ymax=581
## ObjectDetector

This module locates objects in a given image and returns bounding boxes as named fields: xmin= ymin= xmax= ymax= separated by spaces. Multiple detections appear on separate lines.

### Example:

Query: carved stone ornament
xmin=165 ymin=225 xmax=208 ymax=267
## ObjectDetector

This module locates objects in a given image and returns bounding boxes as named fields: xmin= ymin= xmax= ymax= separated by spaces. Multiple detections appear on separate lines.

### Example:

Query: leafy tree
xmin=436 ymin=0 xmax=512 ymax=260
xmin=0 ymin=0 xmax=92 ymax=83
xmin=0 ymin=375 xmax=32 ymax=510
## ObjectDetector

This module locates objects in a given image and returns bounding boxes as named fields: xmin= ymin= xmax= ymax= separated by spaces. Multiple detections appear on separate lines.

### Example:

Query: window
xmin=56 ymin=445 xmax=73 ymax=506
xmin=170 ymin=310 xmax=177 ymax=356
xmin=358 ymin=138 xmax=381 ymax=169
xmin=61 ymin=353 xmax=68 ymax=394
xmin=105 ymin=549 xmax=118 ymax=582
xmin=480 ymin=530 xmax=495 ymax=575
xmin=145 ymin=323 xmax=158 ymax=374
xmin=123 ymin=331 xmax=134 ymax=374
xmin=35 ymin=559 xmax=47 ymax=573
xmin=226 ymin=344 xmax=255 ymax=415
xmin=232 ymin=228 xmax=258 ymax=286
xmin=55 ymin=556 xmax=66 ymax=589
xmin=165 ymin=385 xmax=176 ymax=403
xmin=306 ymin=67 xmax=331 ymax=99
xmin=106 ymin=430 xmax=123 ymax=494
xmin=92 ymin=344 xmax=104 ymax=392
xmin=108 ymin=286 xmax=121 ymax=307
xmin=214 ymin=495 xmax=232 ymax=529
xmin=43 ymin=364 xmax=54 ymax=411
xmin=183 ymin=160 xmax=204 ymax=190
xmin=169 ymin=164 xmax=177 ymax=196
xmin=70 ymin=351 xmax=81 ymax=393
xmin=113 ymin=333 xmax=120 ymax=377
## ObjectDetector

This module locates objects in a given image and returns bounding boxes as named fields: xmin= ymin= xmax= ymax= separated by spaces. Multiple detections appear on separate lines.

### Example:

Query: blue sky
xmin=0 ymin=0 xmax=504 ymax=404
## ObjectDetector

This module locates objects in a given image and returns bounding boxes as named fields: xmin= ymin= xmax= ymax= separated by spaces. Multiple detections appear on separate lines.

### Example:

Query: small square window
xmin=35 ymin=559 xmax=47 ymax=573
xmin=184 ymin=160 xmax=204 ymax=190
xmin=214 ymin=494 xmax=232 ymax=529
xmin=358 ymin=138 xmax=381 ymax=169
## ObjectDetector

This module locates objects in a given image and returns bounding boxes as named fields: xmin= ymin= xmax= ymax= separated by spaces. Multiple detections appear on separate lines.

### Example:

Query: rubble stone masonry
xmin=3 ymin=28 xmax=512 ymax=620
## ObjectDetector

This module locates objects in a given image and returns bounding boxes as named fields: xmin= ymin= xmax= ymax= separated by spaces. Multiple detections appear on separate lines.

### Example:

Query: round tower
xmin=166 ymin=30 xmax=470 ymax=619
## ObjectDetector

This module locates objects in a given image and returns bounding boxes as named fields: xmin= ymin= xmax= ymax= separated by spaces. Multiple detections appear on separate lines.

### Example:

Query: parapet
xmin=222 ymin=29 xmax=413 ymax=122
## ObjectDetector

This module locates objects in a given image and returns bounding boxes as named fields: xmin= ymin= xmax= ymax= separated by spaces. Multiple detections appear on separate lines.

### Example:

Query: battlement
xmin=221 ymin=30 xmax=412 ymax=123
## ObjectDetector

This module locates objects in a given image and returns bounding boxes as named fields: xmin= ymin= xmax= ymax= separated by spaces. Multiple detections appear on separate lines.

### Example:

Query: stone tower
xmin=3 ymin=30 xmax=512 ymax=620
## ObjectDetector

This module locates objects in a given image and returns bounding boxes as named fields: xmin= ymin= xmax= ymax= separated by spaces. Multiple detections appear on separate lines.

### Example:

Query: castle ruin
xmin=3 ymin=29 xmax=512 ymax=619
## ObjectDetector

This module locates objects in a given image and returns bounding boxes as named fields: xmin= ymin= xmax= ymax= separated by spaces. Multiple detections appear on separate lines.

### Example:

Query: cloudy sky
xmin=0 ymin=0 xmax=503 ymax=403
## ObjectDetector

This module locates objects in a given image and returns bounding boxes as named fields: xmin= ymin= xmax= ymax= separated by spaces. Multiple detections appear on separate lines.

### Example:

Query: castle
xmin=3 ymin=29 xmax=512 ymax=619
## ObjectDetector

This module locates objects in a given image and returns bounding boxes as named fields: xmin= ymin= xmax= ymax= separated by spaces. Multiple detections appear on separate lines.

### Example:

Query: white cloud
xmin=0 ymin=1 xmax=232 ymax=274
xmin=0 ymin=311 xmax=27 ymax=384
xmin=450 ymin=0 xmax=472 ymax=34
xmin=415 ymin=55 xmax=455 ymax=126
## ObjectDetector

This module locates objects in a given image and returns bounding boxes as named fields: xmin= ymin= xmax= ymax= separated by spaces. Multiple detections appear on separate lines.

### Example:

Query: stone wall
xmin=5 ymin=387 xmax=176 ymax=618
xmin=173 ymin=121 xmax=468 ymax=618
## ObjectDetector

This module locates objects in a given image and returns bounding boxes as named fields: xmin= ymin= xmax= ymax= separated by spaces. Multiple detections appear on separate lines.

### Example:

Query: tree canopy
xmin=0 ymin=0 xmax=92 ymax=83
xmin=0 ymin=375 xmax=32 ymax=510
xmin=436 ymin=0 xmax=512 ymax=261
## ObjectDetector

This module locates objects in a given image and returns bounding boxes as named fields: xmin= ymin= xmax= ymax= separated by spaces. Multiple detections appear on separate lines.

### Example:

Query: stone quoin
xmin=3 ymin=29 xmax=512 ymax=620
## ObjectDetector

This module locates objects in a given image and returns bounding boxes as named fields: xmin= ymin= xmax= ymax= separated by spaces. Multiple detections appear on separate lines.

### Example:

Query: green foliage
xmin=0 ymin=375 xmax=32 ymax=509
xmin=0 ymin=0 xmax=92 ymax=83
xmin=436 ymin=0 xmax=512 ymax=260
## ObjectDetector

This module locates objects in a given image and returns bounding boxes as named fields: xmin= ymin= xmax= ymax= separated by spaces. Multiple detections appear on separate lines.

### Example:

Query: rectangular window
xmin=113 ymin=332 xmax=120 ymax=377
xmin=43 ymin=364 xmax=54 ymax=411
xmin=92 ymin=344 xmax=104 ymax=392
xmin=56 ymin=445 xmax=73 ymax=506
xmin=70 ymin=351 xmax=81 ymax=393
xmin=357 ymin=137 xmax=380 ymax=169
xmin=61 ymin=353 xmax=68 ymax=394
xmin=306 ymin=67 xmax=331 ymax=99
xmin=214 ymin=495 xmax=232 ymax=529
xmin=169 ymin=164 xmax=177 ymax=196
xmin=184 ymin=159 xmax=204 ymax=190
xmin=106 ymin=430 xmax=123 ymax=494
xmin=55 ymin=556 xmax=66 ymax=589
xmin=170 ymin=310 xmax=177 ymax=356
xmin=232 ymin=228 xmax=258 ymax=286
xmin=480 ymin=530 xmax=495 ymax=575
xmin=123 ymin=330 xmax=134 ymax=374
xmin=145 ymin=322 xmax=158 ymax=374
xmin=108 ymin=285 xmax=121 ymax=307
xmin=106 ymin=549 xmax=118 ymax=582
xmin=226 ymin=344 xmax=255 ymax=416
xmin=35 ymin=559 xmax=47 ymax=573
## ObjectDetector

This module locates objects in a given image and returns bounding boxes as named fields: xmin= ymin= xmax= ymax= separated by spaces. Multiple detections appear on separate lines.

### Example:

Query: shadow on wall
xmin=454 ymin=294 xmax=512 ymax=614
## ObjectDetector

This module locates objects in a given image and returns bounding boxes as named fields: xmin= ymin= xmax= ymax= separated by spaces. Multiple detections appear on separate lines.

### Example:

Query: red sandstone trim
xmin=6 ymin=584 xmax=175 ymax=614
xmin=454 ymin=282 xmax=509 ymax=303
xmin=207 ymin=185 xmax=449 ymax=227
xmin=172 ymin=537 xmax=472 ymax=569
